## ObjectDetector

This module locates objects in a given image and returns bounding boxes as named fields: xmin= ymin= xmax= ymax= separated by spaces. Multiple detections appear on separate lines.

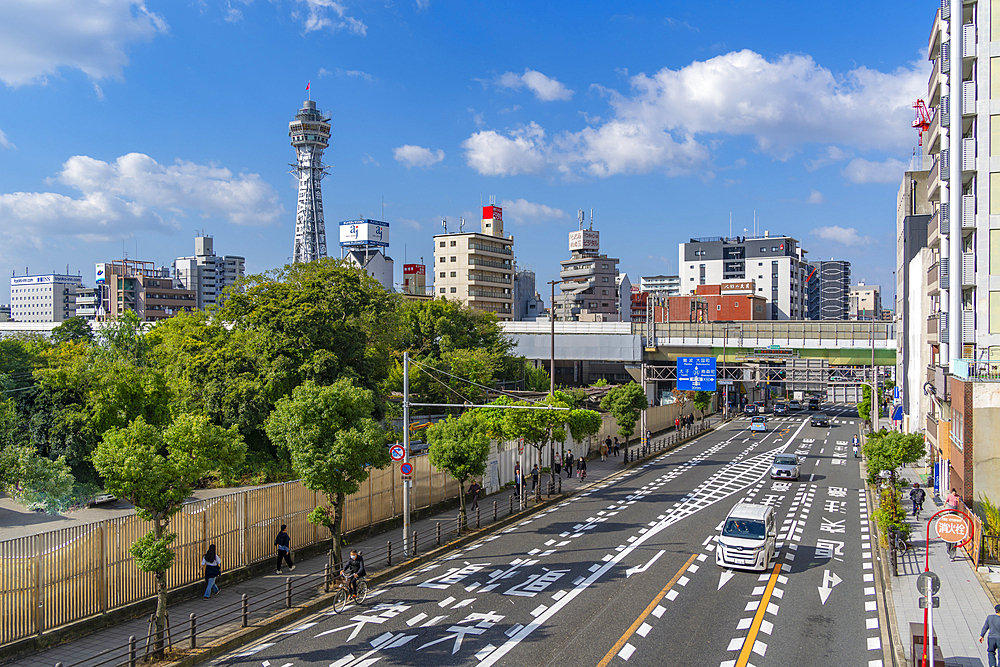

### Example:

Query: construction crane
xmin=912 ymin=99 xmax=932 ymax=146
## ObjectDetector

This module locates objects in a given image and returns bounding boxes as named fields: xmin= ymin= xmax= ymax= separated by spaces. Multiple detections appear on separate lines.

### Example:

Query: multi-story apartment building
xmin=913 ymin=0 xmax=1000 ymax=506
xmin=849 ymin=282 xmax=882 ymax=320
xmin=513 ymin=268 xmax=537 ymax=321
xmin=554 ymin=225 xmax=621 ymax=322
xmin=0 ymin=305 xmax=9 ymax=322
xmin=432 ymin=205 xmax=514 ymax=320
xmin=9 ymin=274 xmax=83 ymax=323
xmin=173 ymin=236 xmax=245 ymax=310
xmin=640 ymin=274 xmax=681 ymax=296
xmin=95 ymin=259 xmax=196 ymax=322
xmin=806 ymin=260 xmax=851 ymax=320
xmin=678 ymin=234 xmax=809 ymax=319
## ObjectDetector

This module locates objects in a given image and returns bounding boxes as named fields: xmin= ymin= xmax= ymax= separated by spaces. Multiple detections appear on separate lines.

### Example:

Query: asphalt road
xmin=209 ymin=403 xmax=881 ymax=667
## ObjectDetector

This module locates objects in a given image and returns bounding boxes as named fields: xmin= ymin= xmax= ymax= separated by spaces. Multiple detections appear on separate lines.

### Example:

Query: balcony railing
xmin=468 ymin=241 xmax=512 ymax=256
xmin=951 ymin=359 xmax=1000 ymax=381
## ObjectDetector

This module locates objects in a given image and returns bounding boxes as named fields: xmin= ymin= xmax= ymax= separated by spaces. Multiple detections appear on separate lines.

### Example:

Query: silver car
xmin=770 ymin=454 xmax=800 ymax=481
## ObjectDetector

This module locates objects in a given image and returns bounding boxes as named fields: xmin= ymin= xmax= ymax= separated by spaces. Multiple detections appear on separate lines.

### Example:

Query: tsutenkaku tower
xmin=289 ymin=99 xmax=331 ymax=263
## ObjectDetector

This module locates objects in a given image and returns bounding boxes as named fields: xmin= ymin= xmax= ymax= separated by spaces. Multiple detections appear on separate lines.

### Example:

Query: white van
xmin=715 ymin=503 xmax=777 ymax=571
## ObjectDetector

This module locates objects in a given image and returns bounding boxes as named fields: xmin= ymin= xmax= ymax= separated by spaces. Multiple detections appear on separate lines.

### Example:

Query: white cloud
xmin=461 ymin=123 xmax=548 ymax=176
xmin=807 ymin=189 xmax=825 ymax=204
xmin=0 ymin=129 xmax=13 ymax=150
xmin=398 ymin=217 xmax=422 ymax=229
xmin=0 ymin=152 xmax=281 ymax=248
xmin=393 ymin=144 xmax=445 ymax=168
xmin=0 ymin=0 xmax=167 ymax=86
xmin=225 ymin=3 xmax=244 ymax=23
xmin=496 ymin=69 xmax=573 ymax=102
xmin=295 ymin=0 xmax=367 ymax=35
xmin=362 ymin=153 xmax=380 ymax=166
xmin=842 ymin=157 xmax=908 ymax=184
xmin=807 ymin=145 xmax=851 ymax=171
xmin=415 ymin=0 xmax=430 ymax=9
xmin=499 ymin=199 xmax=568 ymax=224
xmin=464 ymin=50 xmax=924 ymax=179
xmin=811 ymin=225 xmax=871 ymax=246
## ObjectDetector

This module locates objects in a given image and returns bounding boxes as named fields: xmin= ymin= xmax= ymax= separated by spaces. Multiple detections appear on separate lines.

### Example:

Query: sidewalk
xmin=888 ymin=465 xmax=995 ymax=667
xmin=12 ymin=446 xmax=642 ymax=667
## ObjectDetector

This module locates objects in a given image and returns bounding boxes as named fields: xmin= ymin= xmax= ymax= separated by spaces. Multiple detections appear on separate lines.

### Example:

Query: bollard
xmin=477 ymin=505 xmax=481 ymax=529
xmin=189 ymin=613 xmax=196 ymax=649
xmin=889 ymin=528 xmax=898 ymax=577
xmin=286 ymin=577 xmax=292 ymax=608
xmin=241 ymin=594 xmax=248 ymax=628
xmin=436 ymin=521 xmax=441 ymax=546
xmin=324 ymin=563 xmax=331 ymax=593
xmin=129 ymin=635 xmax=137 ymax=667
xmin=413 ymin=531 xmax=418 ymax=555
xmin=387 ymin=540 xmax=392 ymax=566
xmin=493 ymin=500 xmax=498 ymax=521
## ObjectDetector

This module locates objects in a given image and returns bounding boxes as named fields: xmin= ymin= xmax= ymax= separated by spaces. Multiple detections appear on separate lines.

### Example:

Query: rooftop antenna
xmin=489 ymin=194 xmax=496 ymax=206
xmin=590 ymin=208 xmax=594 ymax=230
xmin=442 ymin=218 xmax=447 ymax=234
xmin=459 ymin=217 xmax=465 ymax=232
xmin=729 ymin=212 xmax=732 ymax=239
xmin=578 ymin=209 xmax=585 ymax=231
xmin=381 ymin=196 xmax=384 ymax=221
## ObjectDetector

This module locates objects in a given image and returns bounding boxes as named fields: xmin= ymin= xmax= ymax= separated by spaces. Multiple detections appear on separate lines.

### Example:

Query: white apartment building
xmin=173 ymin=236 xmax=246 ymax=310
xmin=432 ymin=205 xmax=515 ymax=320
xmin=639 ymin=275 xmax=680 ymax=295
xmin=678 ymin=234 xmax=810 ymax=319
xmin=9 ymin=274 xmax=83 ymax=323
xmin=849 ymin=282 xmax=882 ymax=320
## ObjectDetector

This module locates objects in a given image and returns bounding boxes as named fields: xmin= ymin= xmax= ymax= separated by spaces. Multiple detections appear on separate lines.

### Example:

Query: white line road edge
xmin=479 ymin=419 xmax=811 ymax=667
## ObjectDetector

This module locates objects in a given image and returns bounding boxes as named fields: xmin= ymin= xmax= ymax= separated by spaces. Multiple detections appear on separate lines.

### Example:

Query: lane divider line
xmin=595 ymin=553 xmax=698 ymax=667
xmin=736 ymin=562 xmax=782 ymax=667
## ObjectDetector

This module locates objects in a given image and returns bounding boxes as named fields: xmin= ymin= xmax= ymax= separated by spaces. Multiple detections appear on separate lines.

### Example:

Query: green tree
xmin=693 ymin=391 xmax=715 ymax=422
xmin=264 ymin=379 xmax=389 ymax=565
xmin=92 ymin=414 xmax=245 ymax=655
xmin=862 ymin=430 xmax=925 ymax=485
xmin=0 ymin=398 xmax=74 ymax=512
xmin=524 ymin=365 xmax=550 ymax=392
xmin=601 ymin=383 xmax=648 ymax=448
xmin=427 ymin=411 xmax=491 ymax=528
xmin=50 ymin=317 xmax=95 ymax=344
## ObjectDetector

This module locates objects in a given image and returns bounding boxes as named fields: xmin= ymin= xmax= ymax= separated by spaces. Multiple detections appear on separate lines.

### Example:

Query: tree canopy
xmin=862 ymin=430 xmax=925 ymax=485
xmin=601 ymin=383 xmax=648 ymax=444
xmin=427 ymin=410 xmax=492 ymax=527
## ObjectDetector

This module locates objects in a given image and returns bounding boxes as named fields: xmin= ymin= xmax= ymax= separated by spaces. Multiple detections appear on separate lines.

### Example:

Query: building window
xmin=440 ymin=287 xmax=446 ymax=293
xmin=602 ymin=264 xmax=609 ymax=269
xmin=450 ymin=256 xmax=457 ymax=262
xmin=450 ymin=287 xmax=457 ymax=293
xmin=439 ymin=241 xmax=446 ymax=247
xmin=760 ymin=247 xmax=767 ymax=252
xmin=602 ymin=277 xmax=609 ymax=282
xmin=440 ymin=272 xmax=446 ymax=278
xmin=450 ymin=240 xmax=457 ymax=246
xmin=602 ymin=289 xmax=608 ymax=295
xmin=450 ymin=271 xmax=457 ymax=277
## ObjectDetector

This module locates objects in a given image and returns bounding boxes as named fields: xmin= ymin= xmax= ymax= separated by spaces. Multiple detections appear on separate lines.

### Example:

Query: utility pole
xmin=403 ymin=352 xmax=411 ymax=555
xmin=871 ymin=319 xmax=879 ymax=432
xmin=549 ymin=280 xmax=559 ymax=396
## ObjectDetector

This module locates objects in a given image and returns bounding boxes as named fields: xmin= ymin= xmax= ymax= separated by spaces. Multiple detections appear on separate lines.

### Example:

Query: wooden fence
xmin=0 ymin=455 xmax=458 ymax=647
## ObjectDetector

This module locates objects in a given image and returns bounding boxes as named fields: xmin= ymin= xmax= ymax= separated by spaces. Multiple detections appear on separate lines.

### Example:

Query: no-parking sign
xmin=390 ymin=445 xmax=405 ymax=461
xmin=400 ymin=462 xmax=413 ymax=476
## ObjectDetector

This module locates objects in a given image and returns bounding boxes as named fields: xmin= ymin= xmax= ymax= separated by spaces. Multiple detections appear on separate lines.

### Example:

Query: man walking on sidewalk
xmin=980 ymin=604 xmax=1000 ymax=666
xmin=909 ymin=483 xmax=926 ymax=517
xmin=275 ymin=525 xmax=295 ymax=574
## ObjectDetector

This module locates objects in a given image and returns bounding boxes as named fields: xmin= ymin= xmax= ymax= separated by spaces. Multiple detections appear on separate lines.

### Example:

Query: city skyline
xmin=0 ymin=1 xmax=930 ymax=305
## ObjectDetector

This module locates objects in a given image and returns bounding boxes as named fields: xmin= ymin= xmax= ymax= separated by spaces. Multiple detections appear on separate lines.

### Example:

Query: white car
xmin=788 ymin=400 xmax=802 ymax=410
xmin=716 ymin=503 xmax=777 ymax=571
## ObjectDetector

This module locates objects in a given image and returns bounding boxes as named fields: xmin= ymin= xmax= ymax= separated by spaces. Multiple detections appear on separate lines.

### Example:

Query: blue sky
xmin=0 ymin=0 xmax=934 ymax=307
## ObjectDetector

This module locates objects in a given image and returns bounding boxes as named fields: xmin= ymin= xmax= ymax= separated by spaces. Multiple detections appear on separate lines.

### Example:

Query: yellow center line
xmin=596 ymin=552 xmax=698 ymax=667
xmin=736 ymin=562 xmax=782 ymax=667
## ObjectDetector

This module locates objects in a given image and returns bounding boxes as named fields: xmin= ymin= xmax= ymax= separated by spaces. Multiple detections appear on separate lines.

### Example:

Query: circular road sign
xmin=390 ymin=445 xmax=405 ymax=462
xmin=936 ymin=513 xmax=972 ymax=544
xmin=400 ymin=462 xmax=413 ymax=476
xmin=915 ymin=571 xmax=941 ymax=595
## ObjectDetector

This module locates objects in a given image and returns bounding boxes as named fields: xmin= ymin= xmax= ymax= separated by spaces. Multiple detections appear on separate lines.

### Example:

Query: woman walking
xmin=201 ymin=544 xmax=222 ymax=598
xmin=577 ymin=455 xmax=587 ymax=481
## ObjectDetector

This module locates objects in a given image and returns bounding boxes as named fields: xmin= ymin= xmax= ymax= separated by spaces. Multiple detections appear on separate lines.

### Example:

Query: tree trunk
xmin=458 ymin=480 xmax=467 ymax=529
xmin=153 ymin=519 xmax=167 ymax=658
xmin=332 ymin=493 xmax=345 ymax=571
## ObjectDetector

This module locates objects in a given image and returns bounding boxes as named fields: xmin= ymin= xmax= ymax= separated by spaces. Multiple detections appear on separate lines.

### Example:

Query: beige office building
xmin=96 ymin=259 xmax=196 ymax=322
xmin=432 ymin=205 xmax=514 ymax=320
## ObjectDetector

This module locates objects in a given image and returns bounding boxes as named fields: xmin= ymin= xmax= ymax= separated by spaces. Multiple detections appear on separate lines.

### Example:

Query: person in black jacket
xmin=275 ymin=524 xmax=295 ymax=574
xmin=341 ymin=549 xmax=366 ymax=597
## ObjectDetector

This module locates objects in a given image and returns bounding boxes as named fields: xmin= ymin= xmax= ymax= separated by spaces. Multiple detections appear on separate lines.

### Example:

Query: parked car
xmin=773 ymin=402 xmax=787 ymax=415
xmin=770 ymin=454 xmax=801 ymax=480
xmin=810 ymin=412 xmax=830 ymax=427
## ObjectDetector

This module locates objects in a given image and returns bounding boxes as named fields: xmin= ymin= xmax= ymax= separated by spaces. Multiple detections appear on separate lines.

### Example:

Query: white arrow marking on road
xmin=626 ymin=550 xmax=666 ymax=578
xmin=718 ymin=569 xmax=735 ymax=590
xmin=818 ymin=569 xmax=842 ymax=605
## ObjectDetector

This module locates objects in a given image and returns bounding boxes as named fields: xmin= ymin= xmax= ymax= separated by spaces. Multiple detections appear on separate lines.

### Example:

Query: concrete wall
xmin=972 ymin=383 xmax=1000 ymax=506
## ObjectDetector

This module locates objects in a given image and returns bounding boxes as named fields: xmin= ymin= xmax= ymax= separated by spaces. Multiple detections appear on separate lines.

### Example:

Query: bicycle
xmin=891 ymin=534 xmax=909 ymax=554
xmin=332 ymin=574 xmax=368 ymax=613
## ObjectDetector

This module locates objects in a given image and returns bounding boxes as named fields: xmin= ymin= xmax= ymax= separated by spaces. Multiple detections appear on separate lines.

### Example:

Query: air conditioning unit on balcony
xmin=962 ymin=194 xmax=975 ymax=229
xmin=963 ymin=137 xmax=976 ymax=170
xmin=963 ymin=80 xmax=976 ymax=113
xmin=964 ymin=24 xmax=977 ymax=58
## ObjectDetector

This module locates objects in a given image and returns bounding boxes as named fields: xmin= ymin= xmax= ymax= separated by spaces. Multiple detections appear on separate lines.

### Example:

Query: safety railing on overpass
xmin=640 ymin=321 xmax=895 ymax=345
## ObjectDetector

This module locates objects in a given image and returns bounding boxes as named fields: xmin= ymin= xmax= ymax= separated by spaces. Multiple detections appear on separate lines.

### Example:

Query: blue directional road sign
xmin=677 ymin=357 xmax=717 ymax=391
xmin=892 ymin=405 xmax=903 ymax=422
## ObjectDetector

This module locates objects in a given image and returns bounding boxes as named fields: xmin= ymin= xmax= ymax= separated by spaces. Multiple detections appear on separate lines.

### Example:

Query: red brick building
xmin=652 ymin=281 xmax=768 ymax=322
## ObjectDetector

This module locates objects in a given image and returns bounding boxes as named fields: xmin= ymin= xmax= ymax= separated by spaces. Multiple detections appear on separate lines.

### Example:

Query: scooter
xmin=853 ymin=444 xmax=859 ymax=458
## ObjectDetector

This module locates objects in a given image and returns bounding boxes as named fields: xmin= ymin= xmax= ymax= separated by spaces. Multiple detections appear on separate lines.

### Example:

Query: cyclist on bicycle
xmin=341 ymin=549 xmax=366 ymax=598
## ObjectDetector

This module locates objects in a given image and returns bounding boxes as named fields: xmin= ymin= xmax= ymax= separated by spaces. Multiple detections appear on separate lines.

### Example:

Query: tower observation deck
xmin=289 ymin=100 xmax=331 ymax=263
